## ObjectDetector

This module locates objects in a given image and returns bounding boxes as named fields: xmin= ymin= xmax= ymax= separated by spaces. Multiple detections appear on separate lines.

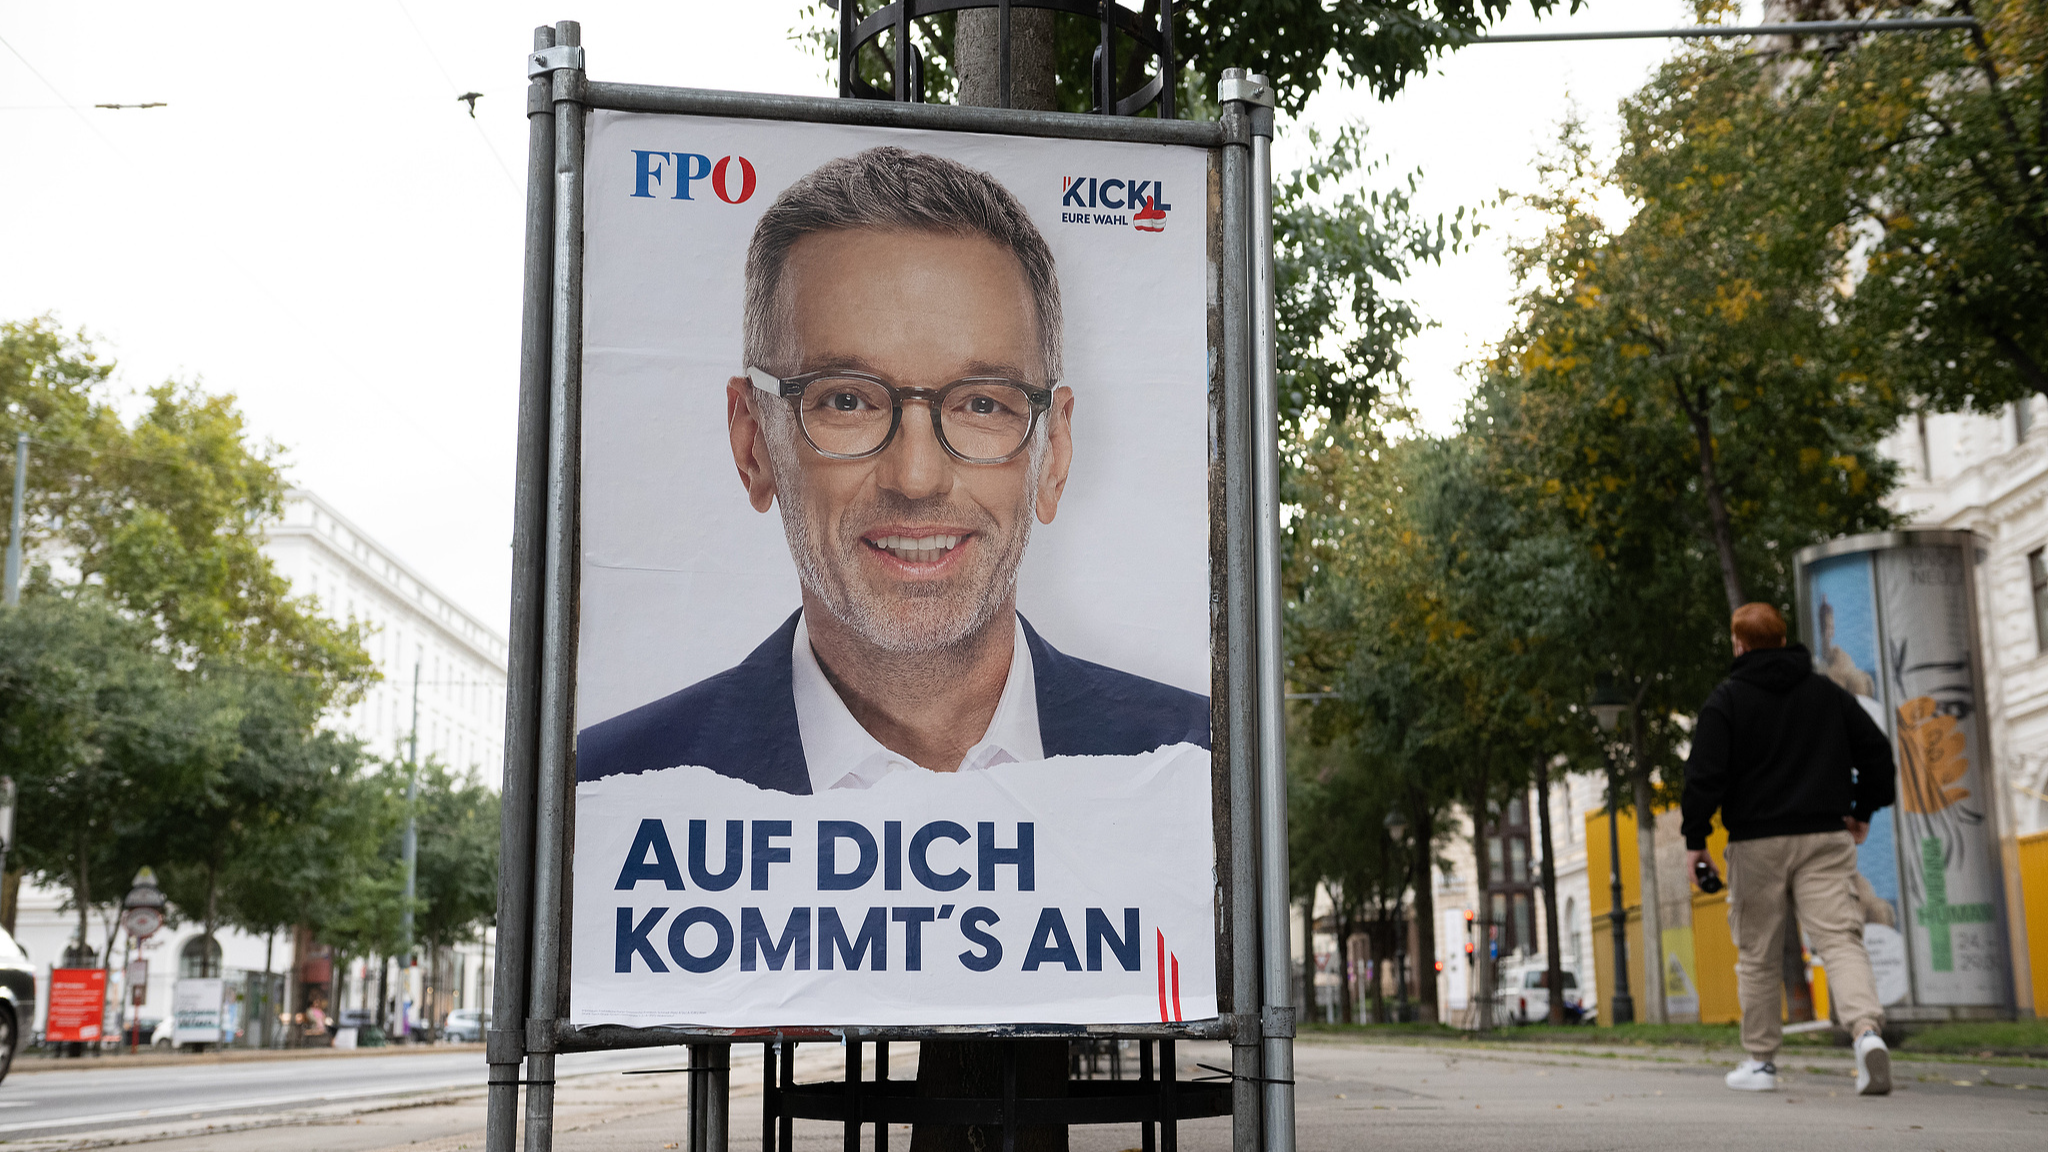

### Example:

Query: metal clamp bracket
xmin=1261 ymin=1005 xmax=1295 ymax=1039
xmin=487 ymin=1027 xmax=527 ymax=1065
xmin=526 ymin=1017 xmax=558 ymax=1054
xmin=1217 ymin=75 xmax=1275 ymax=108
xmin=528 ymin=45 xmax=586 ymax=77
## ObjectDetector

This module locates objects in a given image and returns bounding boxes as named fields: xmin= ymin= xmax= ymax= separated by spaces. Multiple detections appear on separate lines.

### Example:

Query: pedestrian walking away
xmin=1680 ymin=602 xmax=1897 ymax=1097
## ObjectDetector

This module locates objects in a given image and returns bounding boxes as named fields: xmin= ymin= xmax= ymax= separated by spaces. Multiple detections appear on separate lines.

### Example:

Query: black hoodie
xmin=1680 ymin=643 xmax=1895 ymax=850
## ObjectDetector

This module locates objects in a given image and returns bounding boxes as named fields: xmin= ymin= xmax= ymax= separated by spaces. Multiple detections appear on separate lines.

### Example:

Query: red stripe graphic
xmin=1170 ymin=951 xmax=1183 ymax=1022
xmin=1155 ymin=929 xmax=1169 ymax=1022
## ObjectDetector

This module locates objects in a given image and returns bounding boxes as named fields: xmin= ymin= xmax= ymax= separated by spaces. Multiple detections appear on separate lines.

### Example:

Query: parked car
xmin=442 ymin=1008 xmax=484 ymax=1043
xmin=1492 ymin=959 xmax=1585 ymax=1024
xmin=0 ymin=928 xmax=32 ymax=1084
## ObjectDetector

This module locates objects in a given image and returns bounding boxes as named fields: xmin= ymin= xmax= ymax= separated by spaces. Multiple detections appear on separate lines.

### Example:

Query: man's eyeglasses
xmin=748 ymin=366 xmax=1053 ymax=465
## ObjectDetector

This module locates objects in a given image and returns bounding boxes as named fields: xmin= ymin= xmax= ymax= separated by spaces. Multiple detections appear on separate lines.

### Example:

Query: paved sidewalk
xmin=21 ymin=1034 xmax=2046 ymax=1150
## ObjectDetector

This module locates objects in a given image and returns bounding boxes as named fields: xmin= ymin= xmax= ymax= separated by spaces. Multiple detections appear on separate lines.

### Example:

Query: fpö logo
xmin=629 ymin=150 xmax=757 ymax=203
xmin=1059 ymin=176 xmax=1171 ymax=232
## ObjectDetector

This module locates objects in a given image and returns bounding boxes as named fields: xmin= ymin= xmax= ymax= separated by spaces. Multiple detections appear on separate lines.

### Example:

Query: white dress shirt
xmin=792 ymin=612 xmax=1044 ymax=793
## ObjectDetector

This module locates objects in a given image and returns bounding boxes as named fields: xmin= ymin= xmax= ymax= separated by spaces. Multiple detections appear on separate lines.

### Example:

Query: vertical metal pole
xmin=1603 ymin=750 xmax=1635 ymax=1024
xmin=779 ymin=1042 xmax=796 ymax=1152
xmin=689 ymin=1042 xmax=729 ymax=1152
xmin=894 ymin=1 xmax=911 ymax=101
xmin=761 ymin=1042 xmax=777 ymax=1152
xmin=1158 ymin=1038 xmax=1177 ymax=1152
xmin=523 ymin=19 xmax=584 ymax=1152
xmin=999 ymin=1042 xmax=1017 ymax=1152
xmin=404 ymin=661 xmax=421 ymax=959
xmin=997 ymin=0 xmax=1012 ymax=109
xmin=691 ymin=1043 xmax=708 ymax=1152
xmin=839 ymin=1 xmax=856 ymax=97
xmin=1139 ymin=1040 xmax=1155 ymax=1152
xmin=1098 ymin=1 xmax=1114 ymax=113
xmin=843 ymin=1039 xmax=861 ymax=1152
xmin=1158 ymin=0 xmax=1175 ymax=119
xmin=1217 ymin=69 xmax=1263 ymax=1152
xmin=1244 ymin=72 xmax=1296 ymax=1152
xmin=873 ymin=1041 xmax=888 ymax=1152
xmin=485 ymin=23 xmax=556 ymax=1152
xmin=3 ymin=432 xmax=25 ymax=606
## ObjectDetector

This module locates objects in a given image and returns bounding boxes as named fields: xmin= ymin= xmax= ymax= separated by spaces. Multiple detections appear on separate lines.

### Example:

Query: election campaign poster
xmin=173 ymin=977 xmax=225 ymax=1045
xmin=46 ymin=968 xmax=107 ymax=1042
xmin=570 ymin=112 xmax=1216 ymax=1028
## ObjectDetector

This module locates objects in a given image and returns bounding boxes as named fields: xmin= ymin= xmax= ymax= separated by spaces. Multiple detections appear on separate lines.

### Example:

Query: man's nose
xmin=873 ymin=400 xmax=951 ymax=498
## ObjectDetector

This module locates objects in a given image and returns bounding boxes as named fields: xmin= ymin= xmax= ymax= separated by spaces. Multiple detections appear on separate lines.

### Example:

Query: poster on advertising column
xmin=1872 ymin=544 xmax=2009 ymax=1005
xmin=568 ymin=112 xmax=1217 ymax=1028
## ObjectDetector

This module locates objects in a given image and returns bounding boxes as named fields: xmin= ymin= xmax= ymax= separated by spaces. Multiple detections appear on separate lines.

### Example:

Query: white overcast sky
xmin=1 ymin=1 xmax=1763 ymax=633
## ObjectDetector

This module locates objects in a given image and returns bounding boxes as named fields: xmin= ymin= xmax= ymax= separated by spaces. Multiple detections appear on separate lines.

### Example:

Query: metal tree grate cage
xmin=829 ymin=0 xmax=1176 ymax=116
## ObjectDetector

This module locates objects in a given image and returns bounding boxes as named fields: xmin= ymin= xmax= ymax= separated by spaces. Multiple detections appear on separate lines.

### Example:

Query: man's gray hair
xmin=743 ymin=146 xmax=1063 ymax=384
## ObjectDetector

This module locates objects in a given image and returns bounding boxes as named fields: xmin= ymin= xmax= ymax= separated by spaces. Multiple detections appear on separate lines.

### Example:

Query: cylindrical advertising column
xmin=1796 ymin=530 xmax=2017 ymax=1014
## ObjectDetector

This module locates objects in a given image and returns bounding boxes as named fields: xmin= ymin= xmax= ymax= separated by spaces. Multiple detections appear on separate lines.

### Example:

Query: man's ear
xmin=727 ymin=377 xmax=779 ymax=513
xmin=1035 ymin=385 xmax=1076 ymax=525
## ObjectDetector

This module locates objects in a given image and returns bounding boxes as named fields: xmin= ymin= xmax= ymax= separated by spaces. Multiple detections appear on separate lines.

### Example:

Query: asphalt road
xmin=0 ymin=1045 xmax=708 ymax=1141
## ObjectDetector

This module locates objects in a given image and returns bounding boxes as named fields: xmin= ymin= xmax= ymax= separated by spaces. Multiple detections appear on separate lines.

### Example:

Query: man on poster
xmin=580 ymin=147 xmax=1209 ymax=794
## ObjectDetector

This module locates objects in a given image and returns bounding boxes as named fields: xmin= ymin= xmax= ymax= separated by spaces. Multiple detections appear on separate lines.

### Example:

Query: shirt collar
xmin=792 ymin=612 xmax=1042 ymax=793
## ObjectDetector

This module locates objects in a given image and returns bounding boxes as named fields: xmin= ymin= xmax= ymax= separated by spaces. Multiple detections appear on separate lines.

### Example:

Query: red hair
xmin=1732 ymin=602 xmax=1787 ymax=650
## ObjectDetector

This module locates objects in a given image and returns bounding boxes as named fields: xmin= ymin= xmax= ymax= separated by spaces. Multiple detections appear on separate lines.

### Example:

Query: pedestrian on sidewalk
xmin=1681 ymin=602 xmax=1896 ymax=1096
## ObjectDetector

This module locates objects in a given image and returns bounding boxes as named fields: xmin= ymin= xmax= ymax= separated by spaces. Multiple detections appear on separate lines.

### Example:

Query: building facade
xmin=8 ymin=489 xmax=508 ymax=1044
xmin=1878 ymin=399 xmax=2048 ymax=840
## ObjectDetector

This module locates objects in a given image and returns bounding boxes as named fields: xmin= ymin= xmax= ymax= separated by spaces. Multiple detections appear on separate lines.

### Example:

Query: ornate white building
xmin=1878 ymin=400 xmax=2048 ymax=839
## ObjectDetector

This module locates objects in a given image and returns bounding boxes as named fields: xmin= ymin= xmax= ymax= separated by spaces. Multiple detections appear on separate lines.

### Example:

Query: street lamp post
xmin=1381 ymin=808 xmax=1408 ymax=1024
xmin=1590 ymin=676 xmax=1636 ymax=1027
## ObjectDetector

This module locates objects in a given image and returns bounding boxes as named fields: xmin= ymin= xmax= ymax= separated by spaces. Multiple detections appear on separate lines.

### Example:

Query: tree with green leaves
xmin=1821 ymin=1 xmax=2048 ymax=406
xmin=800 ymin=1 xmax=1586 ymax=114
xmin=407 ymin=760 xmax=501 ymax=1030
xmin=1 ymin=317 xmax=374 ymax=701
xmin=3 ymin=317 xmax=383 ymax=1022
xmin=0 ymin=595 xmax=240 ymax=964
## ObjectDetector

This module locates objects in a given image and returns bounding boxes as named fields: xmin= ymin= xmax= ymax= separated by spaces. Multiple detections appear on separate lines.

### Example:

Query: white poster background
xmin=172 ymin=977 xmax=224 ymax=1045
xmin=576 ymin=111 xmax=1212 ymax=724
xmin=570 ymin=113 xmax=1216 ymax=1028
xmin=572 ymin=747 xmax=1217 ymax=1027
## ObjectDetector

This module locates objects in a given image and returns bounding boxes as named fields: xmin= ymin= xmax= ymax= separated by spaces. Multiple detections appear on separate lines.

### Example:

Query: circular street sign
xmin=121 ymin=906 xmax=163 ymax=939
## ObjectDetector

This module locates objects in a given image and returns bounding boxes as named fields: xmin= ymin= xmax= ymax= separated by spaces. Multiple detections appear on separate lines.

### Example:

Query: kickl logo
xmin=1060 ymin=177 xmax=1171 ymax=232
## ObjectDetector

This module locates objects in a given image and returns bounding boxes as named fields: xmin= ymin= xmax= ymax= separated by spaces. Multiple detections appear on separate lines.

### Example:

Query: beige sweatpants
xmin=1726 ymin=830 xmax=1884 ymax=1061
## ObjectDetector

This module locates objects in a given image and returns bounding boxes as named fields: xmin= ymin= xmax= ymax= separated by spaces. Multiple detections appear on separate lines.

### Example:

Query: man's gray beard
xmin=763 ymin=410 xmax=1043 ymax=655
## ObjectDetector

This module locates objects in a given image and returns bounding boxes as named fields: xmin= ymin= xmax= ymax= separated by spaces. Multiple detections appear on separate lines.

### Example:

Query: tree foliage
xmin=0 ymin=318 xmax=408 ymax=968
xmin=796 ymin=2 xmax=1586 ymax=115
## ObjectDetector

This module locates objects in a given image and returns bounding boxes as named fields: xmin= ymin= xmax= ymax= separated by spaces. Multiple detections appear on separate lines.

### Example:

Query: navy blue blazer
xmin=576 ymin=610 xmax=1210 ymax=793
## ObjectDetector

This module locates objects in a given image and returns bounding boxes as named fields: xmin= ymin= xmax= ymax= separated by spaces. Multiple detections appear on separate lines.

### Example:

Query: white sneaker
xmin=1855 ymin=1031 xmax=1891 ymax=1096
xmin=1726 ymin=1059 xmax=1778 ymax=1091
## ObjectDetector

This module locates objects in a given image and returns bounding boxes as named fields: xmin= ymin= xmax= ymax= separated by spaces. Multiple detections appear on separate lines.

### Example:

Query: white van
xmin=1492 ymin=958 xmax=1586 ymax=1024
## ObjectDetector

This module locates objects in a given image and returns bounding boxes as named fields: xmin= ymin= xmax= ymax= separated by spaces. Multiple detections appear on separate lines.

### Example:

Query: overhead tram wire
xmin=1 ymin=30 xmax=505 ymax=486
xmin=1464 ymin=16 xmax=1978 ymax=44
xmin=0 ymin=32 xmax=122 ymax=152
xmin=391 ymin=0 xmax=520 ymax=193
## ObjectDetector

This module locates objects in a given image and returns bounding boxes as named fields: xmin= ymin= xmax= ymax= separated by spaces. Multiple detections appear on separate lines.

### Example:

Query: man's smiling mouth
xmin=865 ymin=533 xmax=965 ymax=563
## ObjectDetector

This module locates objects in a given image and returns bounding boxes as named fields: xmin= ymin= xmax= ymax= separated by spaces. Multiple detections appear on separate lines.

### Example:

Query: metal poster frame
xmin=487 ymin=21 xmax=1291 ymax=1152
xmin=1794 ymin=529 xmax=2031 ymax=1022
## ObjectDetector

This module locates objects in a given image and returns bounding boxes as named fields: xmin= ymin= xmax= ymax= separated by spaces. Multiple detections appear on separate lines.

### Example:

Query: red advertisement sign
xmin=47 ymin=968 xmax=107 ymax=1042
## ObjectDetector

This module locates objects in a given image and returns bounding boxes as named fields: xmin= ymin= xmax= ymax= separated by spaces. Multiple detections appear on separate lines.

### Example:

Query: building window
xmin=180 ymin=934 xmax=223 ymax=979
xmin=2020 ymin=398 xmax=2036 ymax=444
xmin=2033 ymin=549 xmax=2048 ymax=656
